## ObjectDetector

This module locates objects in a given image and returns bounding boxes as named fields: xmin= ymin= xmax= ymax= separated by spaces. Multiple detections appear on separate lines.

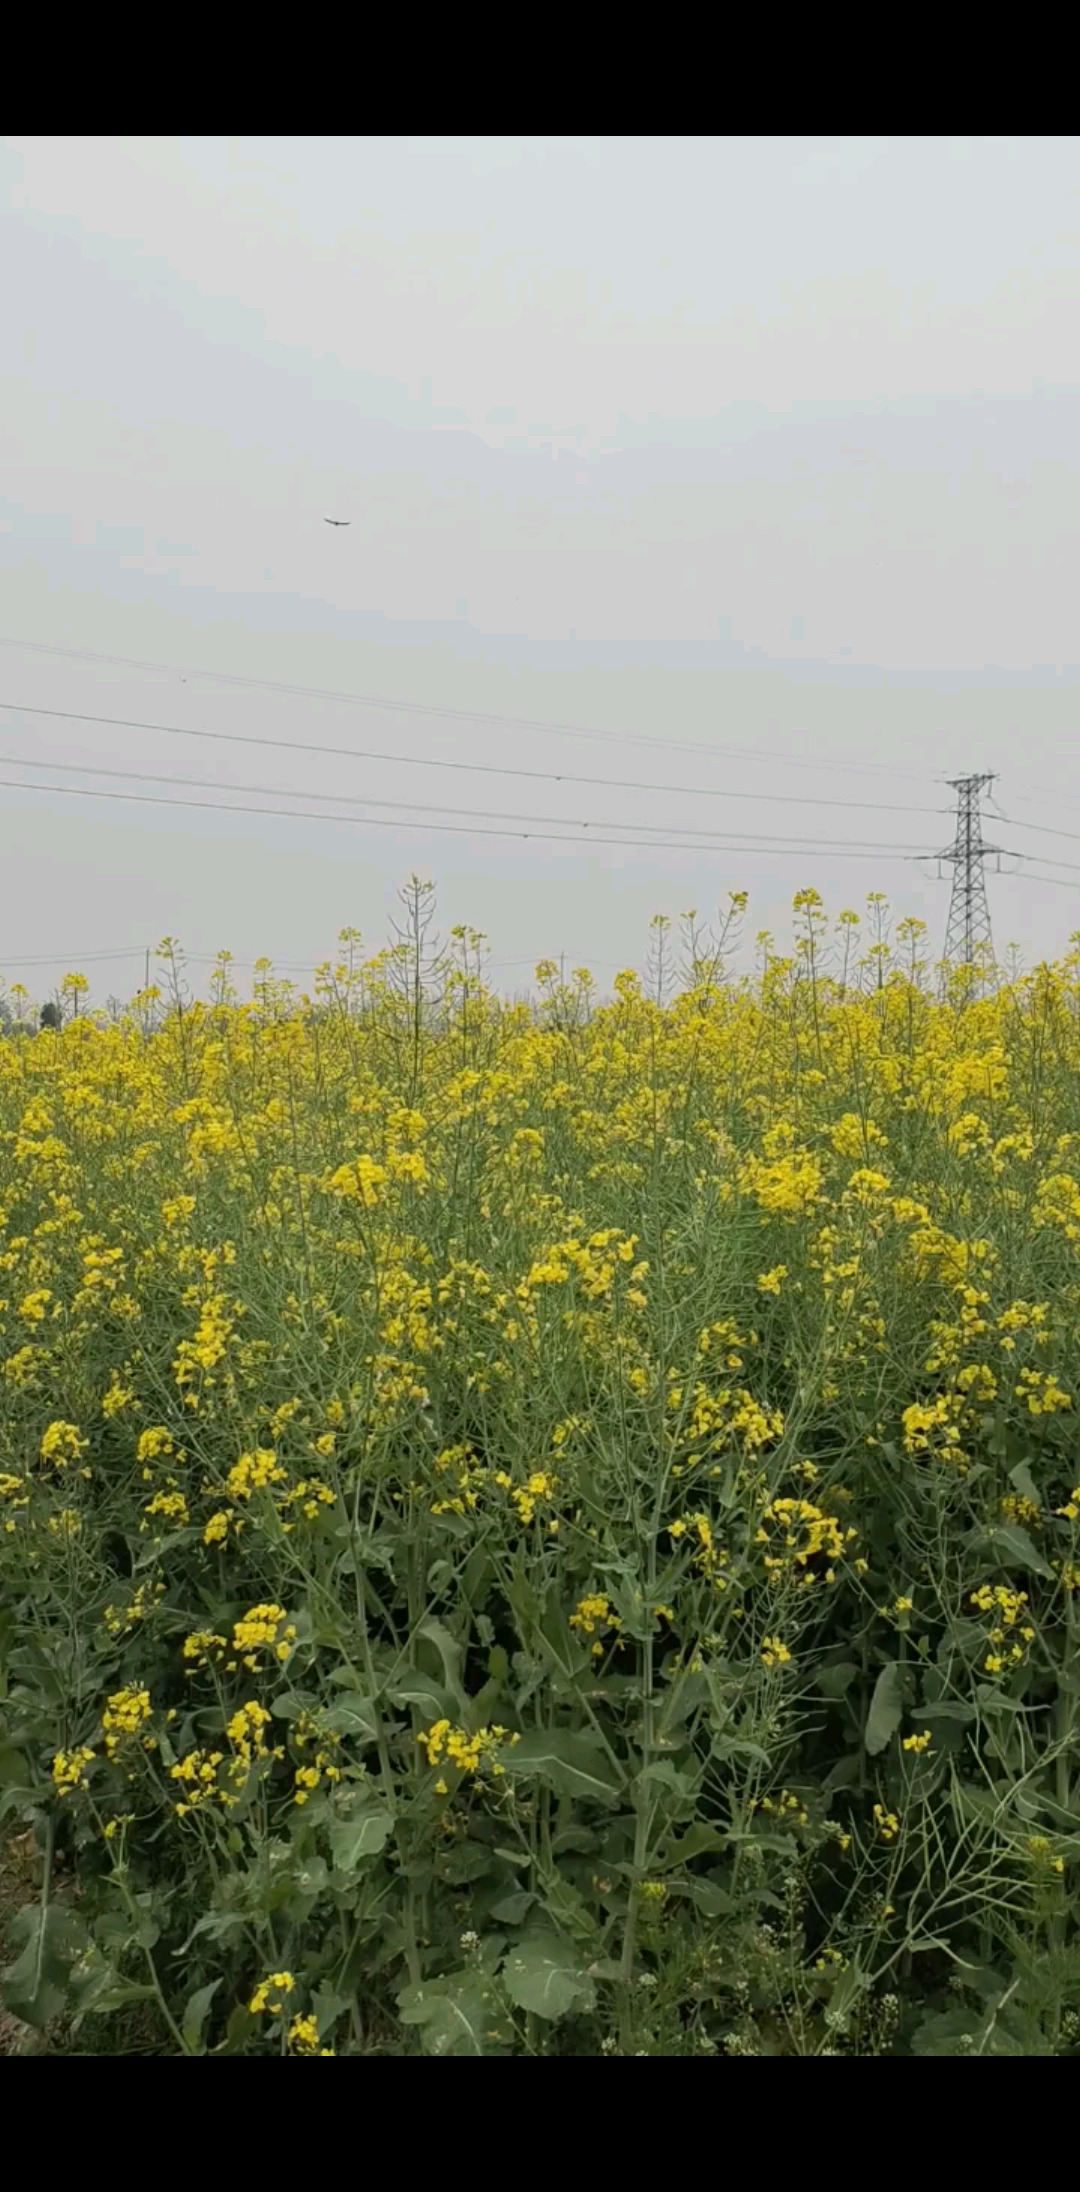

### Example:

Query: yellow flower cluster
xmin=171 ymin=1700 xmax=283 ymax=1816
xmin=494 ymin=1468 xmax=558 ymax=1527
xmin=250 ymin=1970 xmax=296 ymax=2014
xmin=669 ymin=1509 xmax=731 ymax=1591
xmin=53 ymin=1745 xmax=95 ymax=1796
xmin=183 ymin=1603 xmax=295 ymax=1673
xmin=569 ymin=1592 xmax=624 ymax=1656
xmin=39 ymin=1419 xmax=90 ymax=1472
xmin=756 ymin=1497 xmax=855 ymax=1587
xmin=417 ymin=1719 xmax=519 ymax=1785
xmin=101 ymin=1686 xmax=154 ymax=1761
xmin=970 ymin=1583 xmax=1036 ymax=1675
xmin=752 ymin=1788 xmax=809 ymax=1827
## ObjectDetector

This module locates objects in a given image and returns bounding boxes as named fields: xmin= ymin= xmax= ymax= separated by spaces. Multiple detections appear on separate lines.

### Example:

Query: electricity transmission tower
xmin=940 ymin=773 xmax=1001 ymax=991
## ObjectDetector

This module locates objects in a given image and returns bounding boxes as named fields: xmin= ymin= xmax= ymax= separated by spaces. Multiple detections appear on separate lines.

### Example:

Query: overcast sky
xmin=2 ymin=135 xmax=1079 ymax=1007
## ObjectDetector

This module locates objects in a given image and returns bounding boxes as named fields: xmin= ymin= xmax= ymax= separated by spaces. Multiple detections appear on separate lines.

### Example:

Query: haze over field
xmin=2 ymin=136 xmax=1078 ymax=1000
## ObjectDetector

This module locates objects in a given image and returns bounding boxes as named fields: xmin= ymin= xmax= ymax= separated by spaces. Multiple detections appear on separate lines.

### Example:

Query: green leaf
xmin=269 ymin=1689 xmax=315 ymax=1721
xmin=824 ymin=1751 xmax=863 ymax=1792
xmin=386 ymin=1674 xmax=456 ymax=1721
xmin=0 ymin=1743 xmax=31 ymax=1789
xmin=182 ymin=1978 xmax=222 ymax=2053
xmin=967 ymin=1523 xmax=1053 ymax=1580
xmin=398 ymin=1973 xmax=504 ymax=2056
xmin=656 ymin=1668 xmax=711 ymax=1737
xmin=815 ymin=1661 xmax=859 ymax=1700
xmin=1008 ymin=1460 xmax=1041 ymax=1509
xmin=710 ymin=1734 xmax=772 ymax=1768
xmin=329 ymin=1807 xmax=393 ymax=1872
xmin=216 ymin=2003 xmax=255 ymax=2055
xmin=486 ymin=1886 xmax=535 ymax=1925
xmin=666 ymin=1875 xmax=732 ymax=1917
xmin=178 ymin=1909 xmax=248 ymax=1953
xmin=501 ymin=1930 xmax=596 ymax=2022
xmin=417 ymin=1618 xmax=466 ymax=1708
xmin=0 ymin=1903 xmax=89 ymax=2031
xmin=540 ymin=1874 xmax=602 ymax=1953
xmin=312 ymin=1985 xmax=350 ymax=2040
xmin=910 ymin=2004 xmax=984 ymax=2055
xmin=323 ymin=1696 xmax=380 ymax=1741
xmin=438 ymin=1836 xmax=497 ymax=1885
xmin=864 ymin=1662 xmax=904 ymax=1755
xmin=652 ymin=1822 xmax=728 ymax=1871
xmin=635 ymin=1759 xmax=700 ymax=1799
xmin=502 ymin=1729 xmax=623 ymax=1806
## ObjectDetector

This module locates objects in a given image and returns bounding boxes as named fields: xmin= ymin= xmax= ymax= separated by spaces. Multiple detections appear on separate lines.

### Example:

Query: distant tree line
xmin=0 ymin=997 xmax=64 ymax=1035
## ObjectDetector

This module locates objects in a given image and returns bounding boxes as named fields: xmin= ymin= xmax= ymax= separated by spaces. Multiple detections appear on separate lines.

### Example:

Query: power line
xmin=996 ymin=810 xmax=1080 ymax=847
xmin=1 ymin=948 xmax=636 ymax=977
xmin=0 ymin=771 xmax=937 ymax=860
xmin=0 ymin=635 xmax=940 ymax=785
xmin=0 ymin=700 xmax=950 ymax=821
xmin=1002 ymin=868 xmax=1080 ymax=891
xmin=0 ymin=746 xmax=940 ymax=852
xmin=0 ymin=947 xmax=148 ymax=967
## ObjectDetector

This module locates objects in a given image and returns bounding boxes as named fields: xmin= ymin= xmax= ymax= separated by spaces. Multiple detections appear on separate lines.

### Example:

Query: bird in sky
xmin=324 ymin=517 xmax=351 ymax=527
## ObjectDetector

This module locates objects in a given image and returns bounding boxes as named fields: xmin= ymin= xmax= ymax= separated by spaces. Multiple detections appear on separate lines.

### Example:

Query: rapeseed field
xmin=3 ymin=886 xmax=1080 ymax=2055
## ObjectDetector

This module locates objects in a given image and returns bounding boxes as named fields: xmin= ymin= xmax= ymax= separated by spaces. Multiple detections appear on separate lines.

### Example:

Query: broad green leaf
xmin=652 ymin=1823 xmax=728 ymax=1872
xmin=710 ymin=1734 xmax=772 ymax=1768
xmin=541 ymin=1874 xmax=602 ymax=1952
xmin=487 ymin=1886 xmax=536 ymax=1925
xmin=635 ymin=1759 xmax=700 ymax=1799
xmin=910 ymin=2004 xmax=984 ymax=2054
xmin=417 ymin=1617 xmax=466 ymax=1706
xmin=604 ymin=1578 xmax=656 ymax=1644
xmin=182 ymin=1977 xmax=222 ymax=2053
xmin=501 ymin=1930 xmax=596 ymax=2022
xmin=502 ymin=1729 xmax=622 ymax=1806
xmin=666 ymin=1875 xmax=732 ymax=1917
xmin=398 ymin=1973 xmax=504 ymax=2056
xmin=0 ymin=1903 xmax=89 ymax=2031
xmin=815 ymin=1661 xmax=859 ymax=1700
xmin=439 ymin=1836 xmax=497 ymax=1884
xmin=0 ymin=1743 xmax=31 ymax=1789
xmin=73 ymin=1977 xmax=157 ymax=2022
xmin=217 ymin=2004 xmax=255 ymax=2055
xmin=824 ymin=1751 xmax=863 ymax=1792
xmin=386 ymin=1674 xmax=456 ymax=1721
xmin=178 ymin=1909 xmax=248 ymax=1954
xmin=1008 ymin=1460 xmax=1041 ymax=1509
xmin=967 ymin=1523 xmax=1053 ymax=1580
xmin=269 ymin=1689 xmax=316 ymax=1721
xmin=329 ymin=1808 xmax=393 ymax=1872
xmin=323 ymin=1696 xmax=380 ymax=1741
xmin=864 ymin=1661 xmax=904 ymax=1755
xmin=312 ymin=1985 xmax=350 ymax=2041
xmin=657 ymin=1668 xmax=711 ymax=1736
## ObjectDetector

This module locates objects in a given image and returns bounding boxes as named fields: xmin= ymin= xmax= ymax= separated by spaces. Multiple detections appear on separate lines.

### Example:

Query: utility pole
xmin=144 ymin=946 xmax=150 ymax=992
xmin=940 ymin=773 xmax=1001 ymax=995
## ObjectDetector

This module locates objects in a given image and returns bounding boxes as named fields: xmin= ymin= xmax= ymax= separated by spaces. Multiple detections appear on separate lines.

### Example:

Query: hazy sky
xmin=2 ymin=135 xmax=1079 ymax=1006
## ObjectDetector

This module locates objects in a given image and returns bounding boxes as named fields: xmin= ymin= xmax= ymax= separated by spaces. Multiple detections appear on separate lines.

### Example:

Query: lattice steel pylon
xmin=940 ymin=773 xmax=1001 ymax=992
